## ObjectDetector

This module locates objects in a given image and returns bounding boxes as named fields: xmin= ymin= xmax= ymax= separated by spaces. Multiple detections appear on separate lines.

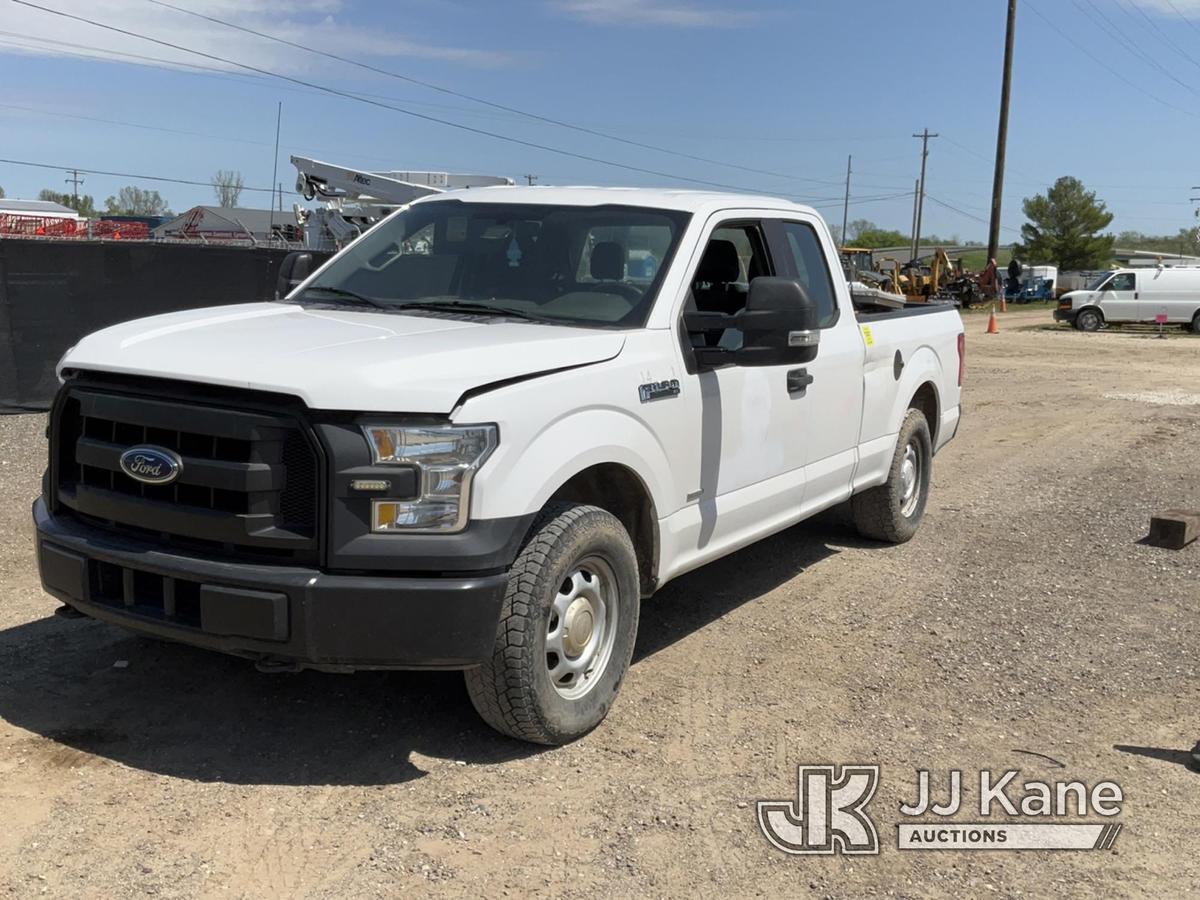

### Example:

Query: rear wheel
xmin=464 ymin=503 xmax=640 ymax=745
xmin=1190 ymin=311 xmax=1200 ymax=334
xmin=1075 ymin=308 xmax=1103 ymax=332
xmin=851 ymin=409 xmax=932 ymax=543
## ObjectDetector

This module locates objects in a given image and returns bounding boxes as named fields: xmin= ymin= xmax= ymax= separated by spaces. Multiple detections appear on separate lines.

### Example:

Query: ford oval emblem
xmin=119 ymin=446 xmax=183 ymax=485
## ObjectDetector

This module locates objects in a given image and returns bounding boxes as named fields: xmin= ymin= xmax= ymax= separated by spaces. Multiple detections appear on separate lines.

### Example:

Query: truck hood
xmin=62 ymin=302 xmax=627 ymax=413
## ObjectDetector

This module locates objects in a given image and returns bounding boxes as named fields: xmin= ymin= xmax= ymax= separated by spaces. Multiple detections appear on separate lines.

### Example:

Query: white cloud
xmin=0 ymin=0 xmax=513 ymax=74
xmin=552 ymin=0 xmax=761 ymax=27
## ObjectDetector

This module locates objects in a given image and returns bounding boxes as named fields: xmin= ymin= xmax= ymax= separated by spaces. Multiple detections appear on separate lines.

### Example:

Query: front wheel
xmin=1075 ymin=308 xmax=1103 ymax=332
xmin=464 ymin=503 xmax=640 ymax=745
xmin=851 ymin=409 xmax=932 ymax=543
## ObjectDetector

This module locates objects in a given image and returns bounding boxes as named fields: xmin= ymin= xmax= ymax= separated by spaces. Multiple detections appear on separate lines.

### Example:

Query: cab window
xmin=779 ymin=221 xmax=839 ymax=328
xmin=687 ymin=222 xmax=772 ymax=351
xmin=1110 ymin=273 xmax=1136 ymax=292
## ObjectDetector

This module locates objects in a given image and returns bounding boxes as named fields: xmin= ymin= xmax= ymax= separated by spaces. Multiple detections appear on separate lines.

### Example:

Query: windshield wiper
xmin=397 ymin=300 xmax=550 ymax=322
xmin=296 ymin=286 xmax=390 ymax=310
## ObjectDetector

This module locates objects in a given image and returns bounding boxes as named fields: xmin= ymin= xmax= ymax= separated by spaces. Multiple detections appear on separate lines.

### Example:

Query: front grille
xmin=52 ymin=377 xmax=321 ymax=563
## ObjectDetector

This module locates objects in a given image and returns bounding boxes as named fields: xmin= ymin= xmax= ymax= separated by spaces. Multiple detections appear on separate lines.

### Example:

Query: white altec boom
xmin=291 ymin=155 xmax=514 ymax=250
xmin=37 ymin=186 xmax=964 ymax=745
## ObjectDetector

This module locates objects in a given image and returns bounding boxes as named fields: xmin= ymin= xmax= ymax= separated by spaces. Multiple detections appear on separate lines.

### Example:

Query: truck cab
xmin=36 ymin=187 xmax=964 ymax=744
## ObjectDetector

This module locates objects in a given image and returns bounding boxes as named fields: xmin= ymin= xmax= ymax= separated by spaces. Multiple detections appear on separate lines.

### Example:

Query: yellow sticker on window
xmin=861 ymin=325 xmax=875 ymax=347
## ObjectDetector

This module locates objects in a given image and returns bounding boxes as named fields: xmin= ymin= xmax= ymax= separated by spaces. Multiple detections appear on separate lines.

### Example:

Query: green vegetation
xmin=38 ymin=189 xmax=99 ymax=218
xmin=1015 ymin=176 xmax=1114 ymax=269
xmin=1114 ymin=228 xmax=1199 ymax=258
xmin=843 ymin=218 xmax=959 ymax=250
xmin=104 ymin=186 xmax=170 ymax=217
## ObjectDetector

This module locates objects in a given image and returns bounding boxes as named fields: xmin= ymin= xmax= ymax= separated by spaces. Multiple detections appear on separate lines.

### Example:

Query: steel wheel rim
xmin=899 ymin=441 xmax=922 ymax=518
xmin=1081 ymin=311 xmax=1099 ymax=330
xmin=545 ymin=556 xmax=619 ymax=700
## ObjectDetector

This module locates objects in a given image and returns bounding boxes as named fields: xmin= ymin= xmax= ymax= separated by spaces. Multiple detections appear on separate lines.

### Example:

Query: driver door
xmin=678 ymin=215 xmax=808 ymax=556
xmin=1099 ymin=272 xmax=1138 ymax=322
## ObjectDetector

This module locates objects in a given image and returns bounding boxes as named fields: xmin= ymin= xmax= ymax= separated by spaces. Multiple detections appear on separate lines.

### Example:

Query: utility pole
xmin=269 ymin=101 xmax=282 ymax=238
xmin=65 ymin=169 xmax=84 ymax=204
xmin=912 ymin=128 xmax=938 ymax=261
xmin=840 ymin=155 xmax=852 ymax=248
xmin=910 ymin=179 xmax=921 ymax=262
xmin=524 ymin=174 xmax=538 ymax=186
xmin=988 ymin=0 xmax=1018 ymax=263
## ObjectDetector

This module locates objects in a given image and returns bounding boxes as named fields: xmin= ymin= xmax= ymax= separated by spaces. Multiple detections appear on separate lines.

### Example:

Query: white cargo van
xmin=1056 ymin=266 xmax=1200 ymax=331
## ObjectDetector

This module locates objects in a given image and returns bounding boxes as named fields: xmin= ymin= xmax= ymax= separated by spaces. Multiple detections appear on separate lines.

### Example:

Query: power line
xmin=0 ymin=155 xmax=277 ymax=193
xmin=12 ymin=0 xmax=837 ymax=198
xmin=1026 ymin=1 xmax=1200 ymax=118
xmin=1117 ymin=0 xmax=1200 ymax=74
xmin=1162 ymin=0 xmax=1200 ymax=39
xmin=926 ymin=194 xmax=1021 ymax=235
xmin=142 ymin=0 xmax=843 ymax=188
xmin=0 ymin=100 xmax=272 ymax=146
xmin=1074 ymin=0 xmax=1200 ymax=100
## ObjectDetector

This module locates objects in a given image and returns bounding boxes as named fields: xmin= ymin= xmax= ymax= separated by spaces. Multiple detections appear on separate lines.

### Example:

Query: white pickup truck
xmin=36 ymin=187 xmax=963 ymax=744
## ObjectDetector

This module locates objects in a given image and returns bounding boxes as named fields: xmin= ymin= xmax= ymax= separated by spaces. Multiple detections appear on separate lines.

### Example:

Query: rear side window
xmin=779 ymin=222 xmax=839 ymax=328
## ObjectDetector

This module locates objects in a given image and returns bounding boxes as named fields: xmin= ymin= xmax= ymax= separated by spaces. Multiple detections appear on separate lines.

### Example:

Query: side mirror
xmin=683 ymin=276 xmax=820 ymax=368
xmin=737 ymin=276 xmax=821 ymax=366
xmin=276 ymin=251 xmax=313 ymax=300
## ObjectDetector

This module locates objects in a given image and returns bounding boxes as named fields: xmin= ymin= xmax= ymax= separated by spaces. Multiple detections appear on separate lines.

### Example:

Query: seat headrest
xmin=696 ymin=239 xmax=741 ymax=284
xmin=590 ymin=242 xmax=625 ymax=281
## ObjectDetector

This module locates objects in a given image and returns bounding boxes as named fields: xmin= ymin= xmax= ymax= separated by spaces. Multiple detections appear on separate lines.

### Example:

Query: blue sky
xmin=2 ymin=0 xmax=1199 ymax=241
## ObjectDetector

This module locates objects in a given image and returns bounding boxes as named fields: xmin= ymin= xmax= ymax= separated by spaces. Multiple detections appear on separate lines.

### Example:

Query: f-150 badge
xmin=638 ymin=379 xmax=681 ymax=403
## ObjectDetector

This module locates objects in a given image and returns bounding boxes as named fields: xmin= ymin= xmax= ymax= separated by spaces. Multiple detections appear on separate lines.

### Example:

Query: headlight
xmin=362 ymin=424 xmax=497 ymax=533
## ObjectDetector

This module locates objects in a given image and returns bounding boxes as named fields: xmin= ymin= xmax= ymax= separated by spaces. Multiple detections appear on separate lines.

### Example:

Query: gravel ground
xmin=0 ymin=308 xmax=1197 ymax=898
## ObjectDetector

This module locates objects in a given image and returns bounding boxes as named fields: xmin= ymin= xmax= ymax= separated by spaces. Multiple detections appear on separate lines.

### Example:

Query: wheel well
xmin=548 ymin=464 xmax=659 ymax=597
xmin=1079 ymin=305 xmax=1104 ymax=320
xmin=909 ymin=381 xmax=940 ymax=447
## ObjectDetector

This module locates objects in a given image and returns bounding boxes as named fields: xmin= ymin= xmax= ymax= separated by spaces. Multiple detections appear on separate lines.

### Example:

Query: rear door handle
xmin=787 ymin=368 xmax=814 ymax=395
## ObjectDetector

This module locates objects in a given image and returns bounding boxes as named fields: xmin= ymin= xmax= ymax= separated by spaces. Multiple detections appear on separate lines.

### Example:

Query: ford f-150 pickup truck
xmin=35 ymin=187 xmax=963 ymax=744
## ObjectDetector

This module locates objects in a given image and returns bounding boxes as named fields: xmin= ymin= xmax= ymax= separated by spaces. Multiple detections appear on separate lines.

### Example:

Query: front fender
xmin=468 ymin=405 xmax=675 ymax=522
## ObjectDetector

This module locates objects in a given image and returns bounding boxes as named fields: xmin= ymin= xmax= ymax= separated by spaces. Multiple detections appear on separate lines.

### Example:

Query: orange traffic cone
xmin=986 ymin=305 xmax=1000 ymax=334
xmin=1000 ymin=295 xmax=1008 ymax=313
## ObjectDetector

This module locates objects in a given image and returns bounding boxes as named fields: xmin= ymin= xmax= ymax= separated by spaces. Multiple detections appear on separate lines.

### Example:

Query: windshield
xmin=296 ymin=200 xmax=691 ymax=328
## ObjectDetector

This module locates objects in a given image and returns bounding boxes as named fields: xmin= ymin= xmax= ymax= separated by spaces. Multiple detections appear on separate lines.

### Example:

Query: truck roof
xmin=416 ymin=184 xmax=820 ymax=216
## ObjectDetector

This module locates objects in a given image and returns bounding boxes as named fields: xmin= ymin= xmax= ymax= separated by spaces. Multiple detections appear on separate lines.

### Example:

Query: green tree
xmin=37 ymin=189 xmax=99 ymax=218
xmin=854 ymin=227 xmax=910 ymax=249
xmin=104 ymin=186 xmax=170 ymax=216
xmin=1015 ymin=176 xmax=1114 ymax=269
xmin=845 ymin=218 xmax=912 ymax=249
xmin=0 ymin=185 xmax=5 ymax=199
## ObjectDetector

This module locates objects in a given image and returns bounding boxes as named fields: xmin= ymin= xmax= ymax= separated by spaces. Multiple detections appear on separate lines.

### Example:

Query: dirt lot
xmin=1 ymin=308 xmax=1197 ymax=898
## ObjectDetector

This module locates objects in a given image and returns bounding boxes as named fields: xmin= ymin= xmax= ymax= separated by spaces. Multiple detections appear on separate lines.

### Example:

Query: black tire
xmin=1190 ymin=311 xmax=1200 ymax=334
xmin=464 ymin=503 xmax=640 ymax=745
xmin=851 ymin=409 xmax=932 ymax=544
xmin=1075 ymin=308 xmax=1103 ymax=332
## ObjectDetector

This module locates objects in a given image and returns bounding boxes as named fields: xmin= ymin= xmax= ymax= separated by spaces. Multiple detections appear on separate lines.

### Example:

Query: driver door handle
xmin=787 ymin=368 xmax=815 ymax=395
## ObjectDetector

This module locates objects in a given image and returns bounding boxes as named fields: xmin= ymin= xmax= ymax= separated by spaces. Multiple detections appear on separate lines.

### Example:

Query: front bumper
xmin=1053 ymin=307 xmax=1078 ymax=323
xmin=34 ymin=498 xmax=508 ymax=670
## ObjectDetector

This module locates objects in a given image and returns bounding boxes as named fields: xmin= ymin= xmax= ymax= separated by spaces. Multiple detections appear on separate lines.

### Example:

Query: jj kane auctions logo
xmin=758 ymin=766 xmax=1124 ymax=854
